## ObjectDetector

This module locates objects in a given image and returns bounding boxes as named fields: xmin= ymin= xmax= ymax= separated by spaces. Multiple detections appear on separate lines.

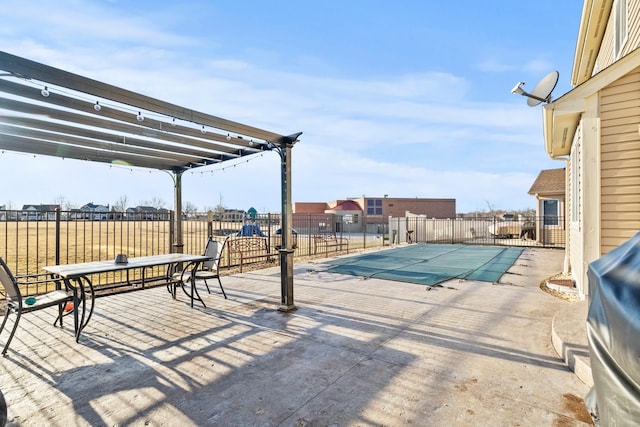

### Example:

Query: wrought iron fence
xmin=0 ymin=210 xmax=387 ymax=295
xmin=0 ymin=209 xmax=564 ymax=297
xmin=0 ymin=209 xmax=174 ymax=292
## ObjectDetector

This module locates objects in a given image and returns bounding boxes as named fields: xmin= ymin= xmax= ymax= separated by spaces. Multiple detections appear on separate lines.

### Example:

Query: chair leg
xmin=217 ymin=277 xmax=227 ymax=299
xmin=0 ymin=387 xmax=6 ymax=427
xmin=169 ymin=277 xmax=184 ymax=299
xmin=202 ymin=279 xmax=211 ymax=294
xmin=0 ymin=309 xmax=9 ymax=336
xmin=2 ymin=310 xmax=21 ymax=356
xmin=54 ymin=301 xmax=67 ymax=328
xmin=0 ymin=310 xmax=10 ymax=356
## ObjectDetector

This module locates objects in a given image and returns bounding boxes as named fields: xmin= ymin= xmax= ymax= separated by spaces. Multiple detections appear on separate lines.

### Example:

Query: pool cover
xmin=324 ymin=244 xmax=524 ymax=286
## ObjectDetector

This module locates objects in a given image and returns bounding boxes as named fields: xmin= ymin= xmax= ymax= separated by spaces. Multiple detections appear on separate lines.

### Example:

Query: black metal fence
xmin=0 ymin=209 xmax=564 ymax=296
xmin=0 ymin=210 xmax=388 ymax=285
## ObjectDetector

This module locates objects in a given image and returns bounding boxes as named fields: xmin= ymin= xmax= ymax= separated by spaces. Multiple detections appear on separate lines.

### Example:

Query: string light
xmin=30 ymin=84 xmax=266 ymax=148
xmin=26 ymin=83 xmax=255 ymax=142
xmin=8 ymin=82 xmax=274 ymax=178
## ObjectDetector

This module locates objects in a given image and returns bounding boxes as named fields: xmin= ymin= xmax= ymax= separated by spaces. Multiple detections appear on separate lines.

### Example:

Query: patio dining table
xmin=43 ymin=253 xmax=211 ymax=342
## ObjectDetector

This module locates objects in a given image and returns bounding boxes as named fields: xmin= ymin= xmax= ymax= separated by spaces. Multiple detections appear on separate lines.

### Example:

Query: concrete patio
xmin=0 ymin=247 xmax=593 ymax=426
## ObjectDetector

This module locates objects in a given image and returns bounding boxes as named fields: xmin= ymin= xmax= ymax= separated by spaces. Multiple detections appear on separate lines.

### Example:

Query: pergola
xmin=0 ymin=50 xmax=300 ymax=311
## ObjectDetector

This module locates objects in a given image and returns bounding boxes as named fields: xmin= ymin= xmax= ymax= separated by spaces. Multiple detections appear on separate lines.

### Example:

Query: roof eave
xmin=572 ymin=0 xmax=613 ymax=86
xmin=544 ymin=48 xmax=640 ymax=158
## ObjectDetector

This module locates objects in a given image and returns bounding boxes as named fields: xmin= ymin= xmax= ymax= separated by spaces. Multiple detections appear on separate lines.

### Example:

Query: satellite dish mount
xmin=511 ymin=71 xmax=559 ymax=107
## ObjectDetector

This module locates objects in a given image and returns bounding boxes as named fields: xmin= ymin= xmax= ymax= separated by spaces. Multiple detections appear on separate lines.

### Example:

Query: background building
xmin=294 ymin=197 xmax=456 ymax=233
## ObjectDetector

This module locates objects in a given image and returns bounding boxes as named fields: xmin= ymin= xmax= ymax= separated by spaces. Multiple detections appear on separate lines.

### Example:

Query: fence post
xmin=451 ymin=218 xmax=455 ymax=244
xmin=492 ymin=217 xmax=497 ymax=244
xmin=55 ymin=208 xmax=61 ymax=265
xmin=169 ymin=211 xmax=175 ymax=254
xmin=362 ymin=217 xmax=366 ymax=249
xmin=207 ymin=210 xmax=213 ymax=237
xmin=308 ymin=214 xmax=312 ymax=256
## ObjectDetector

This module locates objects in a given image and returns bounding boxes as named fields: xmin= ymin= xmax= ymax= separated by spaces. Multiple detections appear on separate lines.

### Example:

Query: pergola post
xmin=275 ymin=132 xmax=302 ymax=312
xmin=173 ymin=171 xmax=184 ymax=254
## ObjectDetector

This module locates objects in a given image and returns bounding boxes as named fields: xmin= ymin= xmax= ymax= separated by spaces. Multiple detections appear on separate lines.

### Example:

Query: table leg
xmin=188 ymin=261 xmax=206 ymax=308
xmin=67 ymin=276 xmax=94 ymax=343
xmin=175 ymin=261 xmax=206 ymax=308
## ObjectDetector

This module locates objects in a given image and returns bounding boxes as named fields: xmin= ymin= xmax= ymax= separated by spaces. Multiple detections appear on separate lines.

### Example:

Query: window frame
xmin=543 ymin=199 xmax=560 ymax=226
xmin=614 ymin=0 xmax=628 ymax=59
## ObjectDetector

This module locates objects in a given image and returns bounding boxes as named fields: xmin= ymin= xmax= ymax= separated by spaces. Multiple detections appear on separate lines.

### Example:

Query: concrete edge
xmin=551 ymin=309 xmax=594 ymax=388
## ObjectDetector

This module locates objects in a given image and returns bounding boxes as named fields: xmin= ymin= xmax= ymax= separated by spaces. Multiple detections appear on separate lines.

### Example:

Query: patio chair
xmin=172 ymin=236 xmax=228 ymax=299
xmin=0 ymin=387 xmax=6 ymax=427
xmin=0 ymin=257 xmax=77 ymax=356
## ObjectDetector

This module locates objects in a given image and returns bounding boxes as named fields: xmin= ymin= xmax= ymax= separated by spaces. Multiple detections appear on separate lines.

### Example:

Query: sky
xmin=0 ymin=0 xmax=583 ymax=214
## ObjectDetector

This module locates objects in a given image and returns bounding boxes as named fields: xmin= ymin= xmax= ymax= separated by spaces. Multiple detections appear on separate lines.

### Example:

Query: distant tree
xmin=141 ymin=197 xmax=166 ymax=209
xmin=213 ymin=203 xmax=226 ymax=220
xmin=212 ymin=194 xmax=226 ymax=220
xmin=112 ymin=195 xmax=128 ymax=212
xmin=53 ymin=195 xmax=74 ymax=210
xmin=183 ymin=201 xmax=198 ymax=218
xmin=460 ymin=207 xmax=537 ymax=218
xmin=484 ymin=200 xmax=496 ymax=216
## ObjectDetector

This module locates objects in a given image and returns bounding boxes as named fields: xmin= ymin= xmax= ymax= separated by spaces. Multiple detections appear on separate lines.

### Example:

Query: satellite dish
xmin=510 ymin=71 xmax=559 ymax=107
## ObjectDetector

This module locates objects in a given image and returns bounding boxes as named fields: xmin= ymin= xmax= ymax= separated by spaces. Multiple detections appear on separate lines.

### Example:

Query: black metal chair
xmin=170 ymin=236 xmax=228 ymax=302
xmin=0 ymin=387 xmax=6 ymax=427
xmin=0 ymin=257 xmax=77 ymax=356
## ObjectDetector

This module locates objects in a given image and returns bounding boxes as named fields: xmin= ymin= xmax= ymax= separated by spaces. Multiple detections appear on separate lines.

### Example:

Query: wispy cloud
xmin=0 ymin=0 xmax=566 ymax=213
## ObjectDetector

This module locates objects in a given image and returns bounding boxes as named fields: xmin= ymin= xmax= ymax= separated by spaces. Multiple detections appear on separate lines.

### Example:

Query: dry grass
xmin=0 ymin=219 xmax=365 ymax=296
xmin=0 ymin=220 xmax=172 ymax=274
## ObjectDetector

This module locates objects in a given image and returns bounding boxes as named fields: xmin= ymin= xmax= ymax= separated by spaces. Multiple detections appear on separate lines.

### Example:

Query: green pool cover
xmin=324 ymin=244 xmax=524 ymax=287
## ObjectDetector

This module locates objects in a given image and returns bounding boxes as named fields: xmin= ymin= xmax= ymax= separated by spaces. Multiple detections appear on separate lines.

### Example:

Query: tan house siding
xmin=628 ymin=1 xmax=640 ymax=49
xmin=599 ymin=69 xmax=640 ymax=253
xmin=596 ymin=21 xmax=615 ymax=71
xmin=595 ymin=1 xmax=640 ymax=73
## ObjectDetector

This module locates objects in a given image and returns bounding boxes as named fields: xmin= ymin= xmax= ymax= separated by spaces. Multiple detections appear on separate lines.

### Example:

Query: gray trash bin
xmin=585 ymin=231 xmax=640 ymax=426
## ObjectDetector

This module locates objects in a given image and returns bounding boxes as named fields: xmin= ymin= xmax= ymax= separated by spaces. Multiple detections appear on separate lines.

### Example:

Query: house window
xmin=543 ymin=199 xmax=559 ymax=226
xmin=374 ymin=199 xmax=382 ymax=215
xmin=367 ymin=199 xmax=382 ymax=215
xmin=353 ymin=214 xmax=359 ymax=224
xmin=614 ymin=0 xmax=627 ymax=58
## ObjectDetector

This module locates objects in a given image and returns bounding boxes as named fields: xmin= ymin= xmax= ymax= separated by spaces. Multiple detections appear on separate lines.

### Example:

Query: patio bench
xmin=313 ymin=233 xmax=349 ymax=256
xmin=226 ymin=237 xmax=278 ymax=272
